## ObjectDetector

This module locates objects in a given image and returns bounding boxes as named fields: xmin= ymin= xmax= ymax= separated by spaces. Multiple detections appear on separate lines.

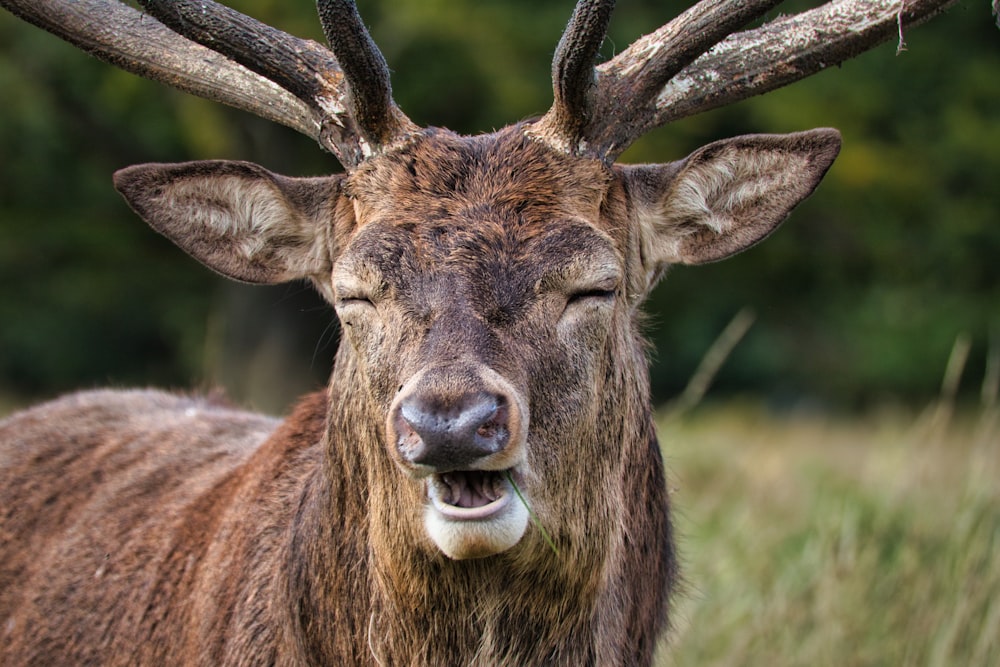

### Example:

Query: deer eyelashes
xmin=565 ymin=285 xmax=617 ymax=306
xmin=335 ymin=293 xmax=376 ymax=309
xmin=561 ymin=284 xmax=617 ymax=320
xmin=556 ymin=258 xmax=622 ymax=316
xmin=333 ymin=274 xmax=381 ymax=330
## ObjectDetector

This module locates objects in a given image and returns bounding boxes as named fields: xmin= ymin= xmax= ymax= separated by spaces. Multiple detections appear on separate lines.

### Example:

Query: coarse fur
xmin=0 ymin=121 xmax=838 ymax=664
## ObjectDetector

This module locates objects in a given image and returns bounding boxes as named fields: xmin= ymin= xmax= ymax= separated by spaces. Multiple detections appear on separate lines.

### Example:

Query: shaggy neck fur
xmin=286 ymin=308 xmax=675 ymax=665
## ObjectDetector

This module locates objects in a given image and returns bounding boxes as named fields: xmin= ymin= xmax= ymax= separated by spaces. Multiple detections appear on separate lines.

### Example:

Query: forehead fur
xmin=344 ymin=125 xmax=615 ymax=237
xmin=335 ymin=126 xmax=627 ymax=326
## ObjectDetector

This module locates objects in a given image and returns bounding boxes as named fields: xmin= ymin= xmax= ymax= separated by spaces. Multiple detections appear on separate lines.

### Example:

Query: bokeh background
xmin=1 ymin=0 xmax=997 ymax=414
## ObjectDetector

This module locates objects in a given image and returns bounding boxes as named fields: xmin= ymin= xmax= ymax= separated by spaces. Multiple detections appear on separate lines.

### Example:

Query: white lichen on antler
xmin=648 ymin=0 xmax=958 ymax=126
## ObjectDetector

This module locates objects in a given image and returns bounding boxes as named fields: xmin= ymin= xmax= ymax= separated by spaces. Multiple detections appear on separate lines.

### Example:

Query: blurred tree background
xmin=0 ymin=0 xmax=997 ymax=414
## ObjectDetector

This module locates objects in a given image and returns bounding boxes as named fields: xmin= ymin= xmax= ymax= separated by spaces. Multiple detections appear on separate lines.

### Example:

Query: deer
xmin=0 ymin=0 xmax=960 ymax=664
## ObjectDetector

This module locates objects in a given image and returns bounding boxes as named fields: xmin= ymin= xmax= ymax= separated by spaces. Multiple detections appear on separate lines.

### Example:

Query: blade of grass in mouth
xmin=503 ymin=471 xmax=559 ymax=556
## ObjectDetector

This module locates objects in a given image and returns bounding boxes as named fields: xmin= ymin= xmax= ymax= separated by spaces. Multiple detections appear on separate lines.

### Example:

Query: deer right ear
xmin=114 ymin=161 xmax=345 ymax=287
xmin=623 ymin=128 xmax=841 ymax=283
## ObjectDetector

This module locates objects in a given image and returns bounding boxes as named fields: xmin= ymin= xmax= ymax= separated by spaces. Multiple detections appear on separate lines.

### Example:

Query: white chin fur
xmin=425 ymin=498 xmax=529 ymax=559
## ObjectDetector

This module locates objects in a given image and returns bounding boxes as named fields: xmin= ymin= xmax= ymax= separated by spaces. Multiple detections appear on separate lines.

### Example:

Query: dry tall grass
xmin=657 ymin=401 xmax=1000 ymax=666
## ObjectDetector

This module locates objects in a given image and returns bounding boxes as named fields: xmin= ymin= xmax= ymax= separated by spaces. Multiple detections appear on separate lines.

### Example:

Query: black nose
xmin=395 ymin=391 xmax=510 ymax=470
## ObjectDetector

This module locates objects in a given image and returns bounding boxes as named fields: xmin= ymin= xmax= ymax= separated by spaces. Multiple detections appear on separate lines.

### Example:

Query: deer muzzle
xmin=387 ymin=366 xmax=530 ymax=559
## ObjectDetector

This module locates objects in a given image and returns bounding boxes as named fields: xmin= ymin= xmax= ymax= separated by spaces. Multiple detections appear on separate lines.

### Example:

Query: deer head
xmin=0 ymin=0 xmax=953 ymax=562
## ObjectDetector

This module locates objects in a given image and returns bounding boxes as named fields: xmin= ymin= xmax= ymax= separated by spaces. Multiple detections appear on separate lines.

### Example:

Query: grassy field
xmin=657 ymin=402 xmax=1000 ymax=666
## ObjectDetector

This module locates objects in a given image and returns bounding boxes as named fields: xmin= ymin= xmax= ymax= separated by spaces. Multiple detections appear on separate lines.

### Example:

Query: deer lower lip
xmin=429 ymin=470 xmax=513 ymax=521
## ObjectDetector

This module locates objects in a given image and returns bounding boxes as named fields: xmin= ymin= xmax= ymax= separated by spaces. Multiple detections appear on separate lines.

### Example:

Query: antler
xmin=0 ymin=0 xmax=415 ymax=169
xmin=2 ymin=0 xmax=964 ymax=166
xmin=536 ymin=0 xmax=960 ymax=160
xmin=542 ymin=0 xmax=617 ymax=153
xmin=533 ymin=0 xmax=784 ymax=153
xmin=316 ymin=0 xmax=417 ymax=153
xmin=0 ymin=0 xmax=316 ymax=138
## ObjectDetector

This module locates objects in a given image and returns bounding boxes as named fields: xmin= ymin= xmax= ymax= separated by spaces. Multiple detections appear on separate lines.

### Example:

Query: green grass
xmin=657 ymin=403 xmax=1000 ymax=667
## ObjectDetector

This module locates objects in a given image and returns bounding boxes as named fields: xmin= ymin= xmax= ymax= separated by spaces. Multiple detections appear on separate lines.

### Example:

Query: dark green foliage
xmin=0 ymin=0 xmax=997 ymax=410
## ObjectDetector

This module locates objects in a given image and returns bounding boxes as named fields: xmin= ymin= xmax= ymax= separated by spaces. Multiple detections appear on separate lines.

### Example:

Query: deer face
xmin=113 ymin=124 xmax=839 ymax=559
xmin=332 ymin=128 xmax=627 ymax=558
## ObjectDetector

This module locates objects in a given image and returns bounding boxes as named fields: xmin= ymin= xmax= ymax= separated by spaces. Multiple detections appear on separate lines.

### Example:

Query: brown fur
xmin=0 ymin=123 xmax=838 ymax=664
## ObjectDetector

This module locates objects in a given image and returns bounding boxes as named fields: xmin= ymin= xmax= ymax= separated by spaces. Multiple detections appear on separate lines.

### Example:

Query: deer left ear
xmin=623 ymin=129 xmax=841 ymax=275
xmin=114 ymin=160 xmax=343 ymax=286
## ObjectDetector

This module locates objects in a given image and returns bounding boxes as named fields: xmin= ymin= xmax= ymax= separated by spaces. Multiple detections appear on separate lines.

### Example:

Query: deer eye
xmin=337 ymin=295 xmax=374 ymax=307
xmin=336 ymin=296 xmax=377 ymax=322
xmin=334 ymin=293 xmax=377 ymax=331
xmin=334 ymin=283 xmax=378 ymax=318
xmin=566 ymin=287 xmax=616 ymax=304
xmin=333 ymin=277 xmax=380 ymax=310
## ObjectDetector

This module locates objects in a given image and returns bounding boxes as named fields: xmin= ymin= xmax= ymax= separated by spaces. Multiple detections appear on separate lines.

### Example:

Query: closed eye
xmin=567 ymin=287 xmax=616 ymax=304
xmin=333 ymin=282 xmax=378 ymax=309
xmin=337 ymin=296 xmax=374 ymax=307
xmin=334 ymin=291 xmax=377 ymax=323
xmin=334 ymin=294 xmax=376 ymax=329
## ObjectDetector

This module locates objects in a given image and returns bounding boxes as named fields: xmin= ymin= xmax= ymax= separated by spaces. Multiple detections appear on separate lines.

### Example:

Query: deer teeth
xmin=440 ymin=473 xmax=459 ymax=505
xmin=433 ymin=470 xmax=509 ymax=509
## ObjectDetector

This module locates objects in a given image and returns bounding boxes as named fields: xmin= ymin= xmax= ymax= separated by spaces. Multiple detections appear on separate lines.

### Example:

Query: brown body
xmin=0 ymin=130 xmax=683 ymax=665
xmin=0 ymin=124 xmax=839 ymax=664
xmin=0 ymin=389 xmax=667 ymax=666
xmin=0 ymin=0 xmax=934 ymax=662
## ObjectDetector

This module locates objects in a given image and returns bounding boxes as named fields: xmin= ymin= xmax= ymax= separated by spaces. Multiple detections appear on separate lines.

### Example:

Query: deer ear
xmin=114 ymin=160 xmax=343 ymax=285
xmin=624 ymin=129 xmax=840 ymax=273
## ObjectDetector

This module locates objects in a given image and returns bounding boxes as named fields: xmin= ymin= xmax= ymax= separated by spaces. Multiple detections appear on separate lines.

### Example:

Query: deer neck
xmin=289 ymin=332 xmax=668 ymax=664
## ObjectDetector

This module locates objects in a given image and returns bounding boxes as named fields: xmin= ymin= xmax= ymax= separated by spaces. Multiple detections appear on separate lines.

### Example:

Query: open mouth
xmin=428 ymin=469 xmax=514 ymax=521
xmin=423 ymin=468 xmax=530 ymax=558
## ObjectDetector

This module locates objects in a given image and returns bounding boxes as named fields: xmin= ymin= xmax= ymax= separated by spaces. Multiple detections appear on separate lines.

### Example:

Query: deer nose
xmin=394 ymin=392 xmax=510 ymax=470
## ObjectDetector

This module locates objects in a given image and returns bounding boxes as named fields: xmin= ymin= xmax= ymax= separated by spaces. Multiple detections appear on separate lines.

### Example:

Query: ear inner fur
xmin=627 ymin=128 xmax=841 ymax=273
xmin=113 ymin=160 xmax=342 ymax=286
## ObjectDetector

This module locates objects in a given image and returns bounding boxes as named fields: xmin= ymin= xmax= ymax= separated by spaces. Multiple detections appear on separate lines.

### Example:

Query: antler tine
xmin=533 ymin=0 xmax=616 ymax=154
xmin=590 ymin=0 xmax=783 ymax=158
xmin=316 ymin=0 xmax=419 ymax=154
xmin=0 ymin=0 xmax=317 ymax=142
xmin=533 ymin=0 xmax=780 ymax=158
xmin=137 ymin=0 xmax=385 ymax=168
xmin=588 ymin=0 xmax=957 ymax=161
xmin=634 ymin=0 xmax=959 ymax=135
